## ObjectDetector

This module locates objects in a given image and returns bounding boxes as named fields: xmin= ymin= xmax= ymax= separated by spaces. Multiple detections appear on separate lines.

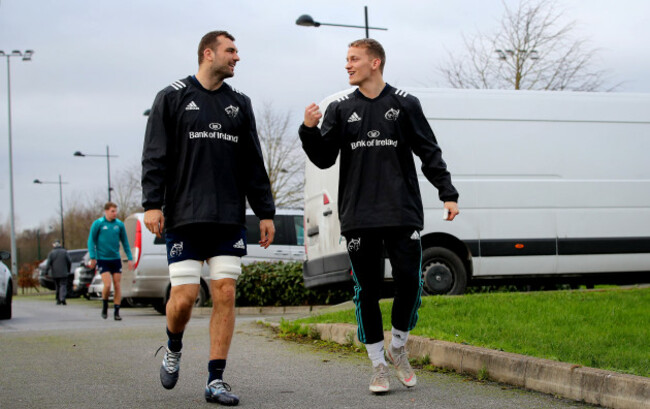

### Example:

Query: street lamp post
xmin=1 ymin=49 xmax=34 ymax=277
xmin=73 ymin=145 xmax=118 ymax=202
xmin=33 ymin=175 xmax=67 ymax=248
xmin=296 ymin=6 xmax=387 ymax=38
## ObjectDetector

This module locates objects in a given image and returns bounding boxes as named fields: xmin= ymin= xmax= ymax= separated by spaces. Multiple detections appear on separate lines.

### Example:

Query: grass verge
xmin=296 ymin=287 xmax=650 ymax=377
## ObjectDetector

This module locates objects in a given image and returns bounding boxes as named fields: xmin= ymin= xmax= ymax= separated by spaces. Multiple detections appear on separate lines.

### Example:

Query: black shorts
xmin=96 ymin=259 xmax=122 ymax=274
xmin=165 ymin=224 xmax=247 ymax=265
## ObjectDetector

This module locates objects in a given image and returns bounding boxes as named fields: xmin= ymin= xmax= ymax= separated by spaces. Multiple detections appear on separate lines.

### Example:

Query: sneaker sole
xmin=205 ymin=395 xmax=239 ymax=406
xmin=369 ymin=385 xmax=389 ymax=393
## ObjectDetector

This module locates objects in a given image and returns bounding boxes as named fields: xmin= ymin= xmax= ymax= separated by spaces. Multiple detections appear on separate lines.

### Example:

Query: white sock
xmin=391 ymin=327 xmax=409 ymax=349
xmin=365 ymin=340 xmax=387 ymax=367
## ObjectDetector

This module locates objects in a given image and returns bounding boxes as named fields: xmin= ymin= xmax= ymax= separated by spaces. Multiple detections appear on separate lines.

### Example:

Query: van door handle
xmin=323 ymin=209 xmax=333 ymax=216
xmin=307 ymin=226 xmax=319 ymax=237
xmin=274 ymin=250 xmax=289 ymax=255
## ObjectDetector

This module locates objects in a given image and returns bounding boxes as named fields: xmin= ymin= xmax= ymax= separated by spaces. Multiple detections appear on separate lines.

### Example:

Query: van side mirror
xmin=0 ymin=251 xmax=10 ymax=260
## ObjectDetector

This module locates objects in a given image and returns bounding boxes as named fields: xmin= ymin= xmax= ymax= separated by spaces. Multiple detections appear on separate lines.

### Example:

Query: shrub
xmin=235 ymin=261 xmax=354 ymax=307
xmin=18 ymin=261 xmax=40 ymax=293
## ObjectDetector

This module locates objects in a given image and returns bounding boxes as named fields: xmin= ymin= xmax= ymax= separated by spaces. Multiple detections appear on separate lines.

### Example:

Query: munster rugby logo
xmin=225 ymin=105 xmax=239 ymax=118
xmin=385 ymin=108 xmax=400 ymax=121
xmin=170 ymin=242 xmax=184 ymax=257
xmin=347 ymin=238 xmax=361 ymax=252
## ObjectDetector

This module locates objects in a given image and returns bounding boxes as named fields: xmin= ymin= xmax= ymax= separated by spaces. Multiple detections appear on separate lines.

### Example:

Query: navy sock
xmin=102 ymin=299 xmax=108 ymax=312
xmin=114 ymin=305 xmax=120 ymax=314
xmin=166 ymin=327 xmax=184 ymax=352
xmin=208 ymin=359 xmax=226 ymax=384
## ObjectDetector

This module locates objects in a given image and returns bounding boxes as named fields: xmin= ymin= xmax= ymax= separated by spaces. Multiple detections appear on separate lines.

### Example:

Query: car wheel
xmin=0 ymin=281 xmax=12 ymax=320
xmin=194 ymin=285 xmax=207 ymax=308
xmin=122 ymin=297 xmax=146 ymax=308
xmin=421 ymin=247 xmax=467 ymax=296
xmin=152 ymin=299 xmax=166 ymax=314
xmin=153 ymin=284 xmax=207 ymax=315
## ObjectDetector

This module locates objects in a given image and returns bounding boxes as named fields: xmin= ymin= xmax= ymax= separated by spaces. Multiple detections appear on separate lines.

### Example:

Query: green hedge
xmin=235 ymin=261 xmax=354 ymax=307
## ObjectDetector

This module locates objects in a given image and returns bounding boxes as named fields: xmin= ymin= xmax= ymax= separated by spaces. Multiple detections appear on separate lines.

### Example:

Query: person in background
xmin=87 ymin=202 xmax=134 ymax=320
xmin=46 ymin=240 xmax=71 ymax=305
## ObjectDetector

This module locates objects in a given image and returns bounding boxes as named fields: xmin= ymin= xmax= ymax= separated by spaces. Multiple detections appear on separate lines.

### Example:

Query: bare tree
xmin=439 ymin=0 xmax=612 ymax=91
xmin=59 ymin=197 xmax=104 ymax=250
xmin=255 ymin=104 xmax=304 ymax=208
xmin=111 ymin=162 xmax=144 ymax=220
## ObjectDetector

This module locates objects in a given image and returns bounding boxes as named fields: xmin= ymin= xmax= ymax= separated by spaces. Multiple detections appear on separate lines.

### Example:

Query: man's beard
xmin=215 ymin=65 xmax=234 ymax=79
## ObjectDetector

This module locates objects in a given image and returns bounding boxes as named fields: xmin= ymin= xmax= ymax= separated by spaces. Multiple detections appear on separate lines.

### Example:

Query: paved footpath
xmin=0 ymin=299 xmax=596 ymax=409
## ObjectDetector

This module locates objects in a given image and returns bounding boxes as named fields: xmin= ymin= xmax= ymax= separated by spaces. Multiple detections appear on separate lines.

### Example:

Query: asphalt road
xmin=0 ymin=298 xmax=597 ymax=409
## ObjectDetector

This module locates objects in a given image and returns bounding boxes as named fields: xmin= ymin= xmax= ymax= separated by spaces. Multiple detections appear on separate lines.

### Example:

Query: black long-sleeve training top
xmin=299 ymin=84 xmax=458 ymax=233
xmin=142 ymin=76 xmax=275 ymax=230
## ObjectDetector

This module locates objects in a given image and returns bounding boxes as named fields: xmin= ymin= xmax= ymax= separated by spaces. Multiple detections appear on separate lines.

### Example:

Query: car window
xmin=245 ymin=215 xmax=261 ymax=245
xmin=69 ymin=251 xmax=85 ymax=263
xmin=273 ymin=216 xmax=294 ymax=245
xmin=245 ymin=215 xmax=297 ymax=246
xmin=294 ymin=216 xmax=304 ymax=246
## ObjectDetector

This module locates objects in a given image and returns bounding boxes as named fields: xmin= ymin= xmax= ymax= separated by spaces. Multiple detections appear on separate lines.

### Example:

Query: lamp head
xmin=73 ymin=151 xmax=85 ymax=157
xmin=296 ymin=14 xmax=320 ymax=27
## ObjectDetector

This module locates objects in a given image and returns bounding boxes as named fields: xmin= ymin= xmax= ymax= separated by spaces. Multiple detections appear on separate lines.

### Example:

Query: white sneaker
xmin=369 ymin=363 xmax=390 ymax=393
xmin=387 ymin=345 xmax=416 ymax=387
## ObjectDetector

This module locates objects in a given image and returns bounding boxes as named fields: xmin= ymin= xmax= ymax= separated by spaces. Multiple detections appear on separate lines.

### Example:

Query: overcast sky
xmin=2 ymin=0 xmax=650 ymax=233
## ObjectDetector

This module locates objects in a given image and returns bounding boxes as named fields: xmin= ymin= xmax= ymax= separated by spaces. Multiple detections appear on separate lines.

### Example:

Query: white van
xmin=120 ymin=209 xmax=304 ymax=313
xmin=303 ymin=87 xmax=650 ymax=294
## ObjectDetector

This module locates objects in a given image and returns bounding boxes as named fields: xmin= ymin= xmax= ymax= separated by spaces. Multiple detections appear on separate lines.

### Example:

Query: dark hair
xmin=348 ymin=38 xmax=386 ymax=73
xmin=104 ymin=202 xmax=117 ymax=211
xmin=198 ymin=31 xmax=235 ymax=64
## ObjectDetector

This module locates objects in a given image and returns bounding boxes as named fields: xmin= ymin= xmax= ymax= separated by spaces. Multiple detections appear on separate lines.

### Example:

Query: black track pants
xmin=344 ymin=227 xmax=423 ymax=345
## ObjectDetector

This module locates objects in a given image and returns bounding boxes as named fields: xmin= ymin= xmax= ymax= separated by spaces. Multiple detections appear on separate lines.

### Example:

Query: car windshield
xmin=70 ymin=252 xmax=85 ymax=263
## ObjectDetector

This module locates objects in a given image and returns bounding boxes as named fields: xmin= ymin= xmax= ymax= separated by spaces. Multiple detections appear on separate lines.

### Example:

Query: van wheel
xmin=421 ymin=247 xmax=467 ymax=295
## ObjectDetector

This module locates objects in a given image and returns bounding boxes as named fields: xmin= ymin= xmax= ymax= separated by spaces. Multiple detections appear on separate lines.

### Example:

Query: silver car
xmin=0 ymin=251 xmax=14 ymax=320
xmin=119 ymin=210 xmax=305 ymax=314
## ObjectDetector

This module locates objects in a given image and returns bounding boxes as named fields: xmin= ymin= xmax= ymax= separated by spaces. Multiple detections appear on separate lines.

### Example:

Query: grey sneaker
xmin=205 ymin=379 xmax=240 ymax=406
xmin=386 ymin=345 xmax=416 ymax=387
xmin=369 ymin=363 xmax=390 ymax=393
xmin=156 ymin=346 xmax=181 ymax=390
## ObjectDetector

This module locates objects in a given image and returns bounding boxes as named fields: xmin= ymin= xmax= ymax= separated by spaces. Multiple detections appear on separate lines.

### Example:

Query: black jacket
xmin=142 ymin=76 xmax=275 ymax=230
xmin=46 ymin=247 xmax=71 ymax=279
xmin=299 ymin=84 xmax=458 ymax=233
